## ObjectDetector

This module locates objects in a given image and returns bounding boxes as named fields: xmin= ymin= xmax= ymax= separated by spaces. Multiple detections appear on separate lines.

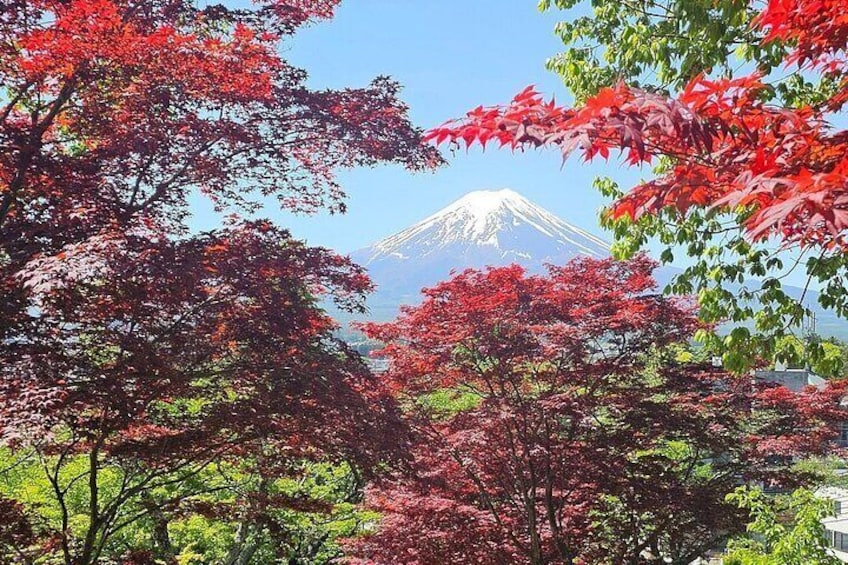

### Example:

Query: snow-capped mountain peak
xmin=358 ymin=188 xmax=609 ymax=265
xmin=343 ymin=189 xmax=609 ymax=316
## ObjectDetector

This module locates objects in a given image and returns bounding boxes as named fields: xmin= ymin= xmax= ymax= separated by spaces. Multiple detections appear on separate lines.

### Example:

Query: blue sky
xmin=190 ymin=0 xmax=649 ymax=253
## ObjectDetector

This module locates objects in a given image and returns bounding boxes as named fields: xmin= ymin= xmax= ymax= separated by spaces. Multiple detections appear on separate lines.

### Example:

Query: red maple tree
xmin=346 ymin=256 xmax=846 ymax=564
xmin=0 ymin=1 xmax=437 ymax=562
xmin=4 ymin=221 xmax=409 ymax=563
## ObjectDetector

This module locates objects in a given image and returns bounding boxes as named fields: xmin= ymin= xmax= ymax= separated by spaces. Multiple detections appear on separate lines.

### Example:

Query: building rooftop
xmin=753 ymin=368 xmax=827 ymax=392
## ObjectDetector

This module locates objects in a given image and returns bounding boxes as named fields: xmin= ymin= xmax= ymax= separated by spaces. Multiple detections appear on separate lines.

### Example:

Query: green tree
xmin=538 ymin=0 xmax=835 ymax=106
xmin=724 ymin=487 xmax=841 ymax=565
xmin=772 ymin=336 xmax=846 ymax=379
xmin=0 ymin=448 xmax=375 ymax=564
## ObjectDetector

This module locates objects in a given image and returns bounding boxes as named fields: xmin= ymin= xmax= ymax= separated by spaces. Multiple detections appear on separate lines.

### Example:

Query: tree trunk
xmin=140 ymin=491 xmax=174 ymax=563
xmin=223 ymin=522 xmax=259 ymax=565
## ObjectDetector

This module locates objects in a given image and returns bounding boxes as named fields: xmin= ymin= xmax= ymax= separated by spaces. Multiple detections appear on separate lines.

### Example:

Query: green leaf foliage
xmin=724 ymin=487 xmax=841 ymax=565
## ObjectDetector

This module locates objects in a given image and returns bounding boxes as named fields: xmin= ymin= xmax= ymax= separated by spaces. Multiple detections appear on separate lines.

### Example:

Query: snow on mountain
xmin=350 ymin=189 xmax=610 ymax=305
xmin=358 ymin=189 xmax=608 ymax=264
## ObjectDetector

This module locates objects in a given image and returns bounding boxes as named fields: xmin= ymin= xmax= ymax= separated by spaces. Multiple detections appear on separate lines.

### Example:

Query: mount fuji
xmin=349 ymin=189 xmax=609 ymax=314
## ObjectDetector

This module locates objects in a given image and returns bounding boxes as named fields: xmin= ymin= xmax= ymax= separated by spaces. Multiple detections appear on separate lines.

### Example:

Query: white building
xmin=753 ymin=367 xmax=828 ymax=392
xmin=821 ymin=485 xmax=848 ymax=562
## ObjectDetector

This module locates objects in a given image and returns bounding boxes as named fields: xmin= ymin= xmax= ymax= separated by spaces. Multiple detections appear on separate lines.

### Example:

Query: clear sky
xmin=189 ymin=0 xmax=649 ymax=254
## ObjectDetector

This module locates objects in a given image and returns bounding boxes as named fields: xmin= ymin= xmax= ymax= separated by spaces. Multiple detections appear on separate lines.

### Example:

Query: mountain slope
xmin=351 ymin=189 xmax=609 ymax=300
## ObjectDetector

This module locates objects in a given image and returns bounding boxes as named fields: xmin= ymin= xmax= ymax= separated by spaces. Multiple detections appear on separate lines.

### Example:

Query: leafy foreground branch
xmin=724 ymin=486 xmax=842 ymax=565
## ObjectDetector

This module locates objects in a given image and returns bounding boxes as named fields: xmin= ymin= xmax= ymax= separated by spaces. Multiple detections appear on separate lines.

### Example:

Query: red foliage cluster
xmin=0 ymin=2 xmax=437 ymax=562
xmin=0 ymin=497 xmax=35 ymax=559
xmin=426 ymin=0 xmax=848 ymax=251
xmin=0 ymin=0 xmax=440 ymax=240
xmin=3 ymin=222 xmax=402 ymax=466
xmin=756 ymin=0 xmax=848 ymax=72
xmin=0 ymin=0 xmax=436 ymax=448
xmin=346 ymin=257 xmax=847 ymax=564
